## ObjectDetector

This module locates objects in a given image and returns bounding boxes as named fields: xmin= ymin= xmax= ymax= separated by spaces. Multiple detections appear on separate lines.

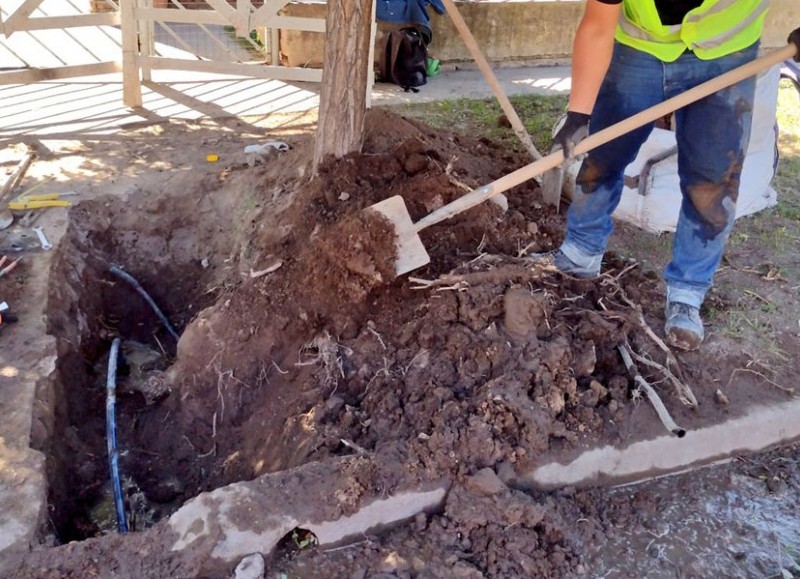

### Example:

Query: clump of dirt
xmin=15 ymin=108 xmax=778 ymax=577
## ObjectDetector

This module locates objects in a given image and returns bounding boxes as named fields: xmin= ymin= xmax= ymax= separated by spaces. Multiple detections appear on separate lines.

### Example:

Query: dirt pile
xmin=10 ymin=109 xmax=750 ymax=577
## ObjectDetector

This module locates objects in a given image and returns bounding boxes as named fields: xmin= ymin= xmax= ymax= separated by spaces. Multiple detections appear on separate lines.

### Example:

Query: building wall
xmin=280 ymin=0 xmax=799 ymax=68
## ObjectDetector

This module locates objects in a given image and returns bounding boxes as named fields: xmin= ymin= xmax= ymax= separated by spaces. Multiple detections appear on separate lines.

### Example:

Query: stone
xmin=466 ymin=468 xmax=506 ymax=496
xmin=234 ymin=553 xmax=264 ymax=579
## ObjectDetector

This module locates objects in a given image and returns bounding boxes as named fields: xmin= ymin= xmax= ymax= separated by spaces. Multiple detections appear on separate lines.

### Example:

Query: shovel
xmin=439 ymin=0 xmax=541 ymax=161
xmin=0 ymin=148 xmax=35 ymax=230
xmin=371 ymin=43 xmax=797 ymax=277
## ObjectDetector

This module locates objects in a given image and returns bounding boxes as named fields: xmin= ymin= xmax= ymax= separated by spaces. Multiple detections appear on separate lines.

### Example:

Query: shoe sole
xmin=666 ymin=327 xmax=702 ymax=351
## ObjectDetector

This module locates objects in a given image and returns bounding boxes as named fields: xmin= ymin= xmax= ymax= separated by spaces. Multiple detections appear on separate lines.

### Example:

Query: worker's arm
xmin=569 ymin=0 xmax=621 ymax=113
xmin=553 ymin=0 xmax=621 ymax=156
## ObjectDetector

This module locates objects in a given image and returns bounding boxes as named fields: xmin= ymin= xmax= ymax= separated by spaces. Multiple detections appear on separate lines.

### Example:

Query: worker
xmin=536 ymin=0 xmax=800 ymax=350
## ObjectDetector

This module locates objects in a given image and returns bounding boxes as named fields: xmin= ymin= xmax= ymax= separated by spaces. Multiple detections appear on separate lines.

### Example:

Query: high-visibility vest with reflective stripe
xmin=615 ymin=0 xmax=769 ymax=62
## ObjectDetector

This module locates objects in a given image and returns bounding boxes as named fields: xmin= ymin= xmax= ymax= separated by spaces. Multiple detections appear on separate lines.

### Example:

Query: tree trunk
xmin=313 ymin=0 xmax=374 ymax=170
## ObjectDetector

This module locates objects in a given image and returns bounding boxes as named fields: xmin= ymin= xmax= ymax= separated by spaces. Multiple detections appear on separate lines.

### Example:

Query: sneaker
xmin=664 ymin=301 xmax=704 ymax=351
xmin=527 ymin=249 xmax=600 ymax=279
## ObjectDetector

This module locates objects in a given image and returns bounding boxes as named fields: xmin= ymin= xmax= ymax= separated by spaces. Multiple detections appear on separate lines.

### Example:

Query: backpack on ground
xmin=380 ymin=27 xmax=428 ymax=92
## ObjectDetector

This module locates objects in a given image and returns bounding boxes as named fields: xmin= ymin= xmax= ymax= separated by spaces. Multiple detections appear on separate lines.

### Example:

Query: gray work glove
xmin=789 ymin=27 xmax=800 ymax=61
xmin=552 ymin=111 xmax=591 ymax=158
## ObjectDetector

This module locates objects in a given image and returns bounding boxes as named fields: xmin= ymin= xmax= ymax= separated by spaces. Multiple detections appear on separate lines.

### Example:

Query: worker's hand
xmin=552 ymin=111 xmax=591 ymax=158
xmin=790 ymin=27 xmax=800 ymax=61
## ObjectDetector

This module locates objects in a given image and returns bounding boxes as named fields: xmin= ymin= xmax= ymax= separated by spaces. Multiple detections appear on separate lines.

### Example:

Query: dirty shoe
xmin=664 ymin=302 xmax=704 ymax=351
xmin=527 ymin=249 xmax=600 ymax=279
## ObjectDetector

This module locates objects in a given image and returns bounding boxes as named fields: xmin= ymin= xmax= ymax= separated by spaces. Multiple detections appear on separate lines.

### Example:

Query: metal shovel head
xmin=0 ymin=210 xmax=12 ymax=230
xmin=367 ymin=195 xmax=431 ymax=276
xmin=541 ymin=166 xmax=564 ymax=212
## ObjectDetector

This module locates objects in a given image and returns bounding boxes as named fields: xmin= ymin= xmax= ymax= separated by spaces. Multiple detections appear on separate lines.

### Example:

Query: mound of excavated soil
xmin=11 ymin=109 xmax=779 ymax=578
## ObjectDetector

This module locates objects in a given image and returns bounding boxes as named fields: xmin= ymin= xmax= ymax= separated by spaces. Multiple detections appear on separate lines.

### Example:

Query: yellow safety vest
xmin=616 ymin=0 xmax=769 ymax=62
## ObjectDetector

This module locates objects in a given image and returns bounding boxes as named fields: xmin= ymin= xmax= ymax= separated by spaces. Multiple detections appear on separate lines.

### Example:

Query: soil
xmin=2 ymin=110 xmax=799 ymax=577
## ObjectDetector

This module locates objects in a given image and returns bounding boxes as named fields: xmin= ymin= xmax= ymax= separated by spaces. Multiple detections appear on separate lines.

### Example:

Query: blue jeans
xmin=562 ymin=41 xmax=758 ymax=308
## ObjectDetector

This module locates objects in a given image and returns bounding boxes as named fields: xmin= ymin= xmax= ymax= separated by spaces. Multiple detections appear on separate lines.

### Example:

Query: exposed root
xmin=599 ymin=274 xmax=697 ymax=407
xmin=248 ymin=260 xmax=283 ymax=279
xmin=296 ymin=330 xmax=346 ymax=388
xmin=618 ymin=343 xmax=686 ymax=438
xmin=726 ymin=364 xmax=795 ymax=395
xmin=626 ymin=347 xmax=697 ymax=408
xmin=366 ymin=321 xmax=387 ymax=350
xmin=410 ymin=263 xmax=545 ymax=290
xmin=340 ymin=439 xmax=369 ymax=454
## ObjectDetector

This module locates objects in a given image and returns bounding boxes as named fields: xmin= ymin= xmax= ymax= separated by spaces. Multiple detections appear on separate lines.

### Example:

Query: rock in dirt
xmin=465 ymin=468 xmax=507 ymax=496
xmin=503 ymin=287 xmax=549 ymax=340
xmin=234 ymin=553 xmax=265 ymax=579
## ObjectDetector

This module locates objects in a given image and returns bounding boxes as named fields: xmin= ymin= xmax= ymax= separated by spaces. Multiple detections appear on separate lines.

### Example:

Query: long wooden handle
xmin=440 ymin=0 xmax=542 ymax=161
xmin=414 ymin=43 xmax=797 ymax=233
xmin=0 ymin=150 xmax=35 ymax=204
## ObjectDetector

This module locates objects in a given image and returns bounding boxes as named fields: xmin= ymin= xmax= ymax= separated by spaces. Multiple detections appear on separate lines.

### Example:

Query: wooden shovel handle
xmin=414 ymin=43 xmax=797 ymax=233
xmin=440 ymin=0 xmax=542 ymax=161
xmin=0 ymin=149 xmax=35 ymax=204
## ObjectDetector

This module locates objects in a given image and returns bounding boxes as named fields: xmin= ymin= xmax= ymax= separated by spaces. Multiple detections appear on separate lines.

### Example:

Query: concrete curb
xmin=166 ymin=454 xmax=449 ymax=573
xmin=517 ymin=397 xmax=800 ymax=490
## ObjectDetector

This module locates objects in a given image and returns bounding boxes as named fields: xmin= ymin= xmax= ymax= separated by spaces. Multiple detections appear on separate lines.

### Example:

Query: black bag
xmin=380 ymin=27 xmax=428 ymax=92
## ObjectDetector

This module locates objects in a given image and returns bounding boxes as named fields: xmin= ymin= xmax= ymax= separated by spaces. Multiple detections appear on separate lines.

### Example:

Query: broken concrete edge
xmin=0 ymin=246 xmax=59 ymax=568
xmin=518 ymin=397 xmax=800 ymax=491
xmin=0 ymin=447 xmax=47 ymax=556
xmin=165 ymin=453 xmax=451 ymax=574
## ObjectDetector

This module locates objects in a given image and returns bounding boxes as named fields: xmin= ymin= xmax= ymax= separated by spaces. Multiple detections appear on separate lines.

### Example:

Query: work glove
xmin=552 ymin=111 xmax=591 ymax=159
xmin=789 ymin=27 xmax=800 ymax=61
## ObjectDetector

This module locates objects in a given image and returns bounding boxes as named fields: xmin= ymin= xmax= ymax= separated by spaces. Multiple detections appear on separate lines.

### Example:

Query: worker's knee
xmin=684 ymin=177 xmax=739 ymax=240
xmin=576 ymin=156 xmax=611 ymax=195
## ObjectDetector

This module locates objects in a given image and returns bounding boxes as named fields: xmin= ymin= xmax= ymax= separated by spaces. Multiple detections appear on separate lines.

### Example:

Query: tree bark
xmin=313 ymin=0 xmax=374 ymax=170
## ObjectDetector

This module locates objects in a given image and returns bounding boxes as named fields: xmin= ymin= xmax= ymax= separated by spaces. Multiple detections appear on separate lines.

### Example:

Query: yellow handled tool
xmin=8 ymin=193 xmax=73 ymax=211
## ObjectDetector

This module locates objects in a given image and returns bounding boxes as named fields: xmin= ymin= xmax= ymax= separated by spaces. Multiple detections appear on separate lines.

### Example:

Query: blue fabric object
xmin=376 ymin=0 xmax=445 ymax=41
xmin=561 ymin=41 xmax=759 ymax=308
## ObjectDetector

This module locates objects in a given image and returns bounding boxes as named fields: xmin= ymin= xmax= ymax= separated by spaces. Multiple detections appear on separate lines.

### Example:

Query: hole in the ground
xmin=274 ymin=526 xmax=319 ymax=561
xmin=31 ymin=184 xmax=268 ymax=542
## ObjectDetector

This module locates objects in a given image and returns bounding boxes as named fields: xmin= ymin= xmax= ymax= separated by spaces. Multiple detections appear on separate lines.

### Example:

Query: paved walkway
xmin=0 ymin=65 xmax=571 ymax=140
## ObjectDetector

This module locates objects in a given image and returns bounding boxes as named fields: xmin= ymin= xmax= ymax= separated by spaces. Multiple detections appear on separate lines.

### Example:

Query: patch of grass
xmin=774 ymin=80 xmax=800 ymax=216
xmin=720 ymin=307 xmax=786 ymax=355
xmin=394 ymin=94 xmax=567 ymax=153
xmin=756 ymin=224 xmax=795 ymax=252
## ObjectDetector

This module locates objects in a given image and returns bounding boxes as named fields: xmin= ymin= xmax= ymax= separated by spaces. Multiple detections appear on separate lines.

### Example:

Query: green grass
xmin=774 ymin=80 xmax=800 ymax=221
xmin=394 ymin=94 xmax=567 ymax=154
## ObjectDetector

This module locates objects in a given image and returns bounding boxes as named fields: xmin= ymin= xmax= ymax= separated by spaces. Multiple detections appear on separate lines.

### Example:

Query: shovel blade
xmin=541 ymin=167 xmax=564 ymax=212
xmin=368 ymin=195 xmax=431 ymax=276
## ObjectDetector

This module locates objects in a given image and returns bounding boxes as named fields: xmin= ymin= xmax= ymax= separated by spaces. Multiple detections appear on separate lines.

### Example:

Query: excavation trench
xmin=18 ymin=110 xmax=800 ymax=577
xmin=34 ymin=188 xmax=241 ymax=541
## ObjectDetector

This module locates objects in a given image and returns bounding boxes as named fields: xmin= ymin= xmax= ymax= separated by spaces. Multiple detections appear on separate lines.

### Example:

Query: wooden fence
xmin=0 ymin=0 xmax=372 ymax=108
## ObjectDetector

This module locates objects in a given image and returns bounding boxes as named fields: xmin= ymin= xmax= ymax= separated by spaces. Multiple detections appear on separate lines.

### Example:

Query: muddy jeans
xmin=561 ymin=41 xmax=759 ymax=308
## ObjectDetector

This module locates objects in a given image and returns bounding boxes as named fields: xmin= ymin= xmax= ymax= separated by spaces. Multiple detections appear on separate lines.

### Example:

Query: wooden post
xmin=270 ymin=28 xmax=280 ymax=65
xmin=366 ymin=0 xmax=377 ymax=108
xmin=139 ymin=0 xmax=154 ymax=82
xmin=120 ymin=0 xmax=143 ymax=107
xmin=236 ymin=0 xmax=249 ymax=37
